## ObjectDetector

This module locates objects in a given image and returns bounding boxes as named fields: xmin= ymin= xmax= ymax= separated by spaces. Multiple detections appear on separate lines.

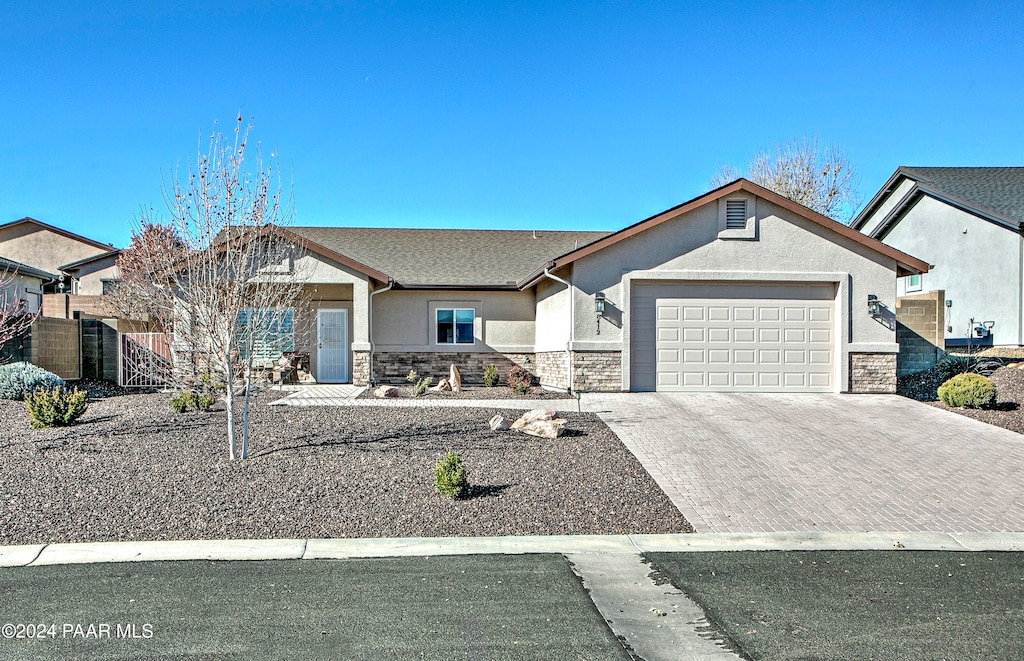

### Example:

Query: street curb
xmin=4 ymin=532 xmax=1024 ymax=567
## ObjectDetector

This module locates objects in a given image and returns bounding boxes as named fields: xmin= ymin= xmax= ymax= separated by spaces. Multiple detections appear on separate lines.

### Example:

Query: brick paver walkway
xmin=581 ymin=393 xmax=1024 ymax=534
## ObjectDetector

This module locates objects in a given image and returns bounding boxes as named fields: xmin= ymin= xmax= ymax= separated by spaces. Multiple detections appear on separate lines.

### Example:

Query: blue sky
xmin=2 ymin=1 xmax=1021 ymax=248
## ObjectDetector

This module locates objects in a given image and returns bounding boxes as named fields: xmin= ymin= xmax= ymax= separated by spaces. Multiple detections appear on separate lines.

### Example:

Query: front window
xmin=437 ymin=308 xmax=474 ymax=344
xmin=237 ymin=307 xmax=295 ymax=361
xmin=906 ymin=274 xmax=922 ymax=292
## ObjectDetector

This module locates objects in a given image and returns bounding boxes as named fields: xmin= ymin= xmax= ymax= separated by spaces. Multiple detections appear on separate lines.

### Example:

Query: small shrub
xmin=434 ymin=451 xmax=468 ymax=499
xmin=25 ymin=387 xmax=88 ymax=428
xmin=0 ymin=362 xmax=65 ymax=400
xmin=937 ymin=373 xmax=997 ymax=409
xmin=171 ymin=390 xmax=215 ymax=413
xmin=507 ymin=364 xmax=532 ymax=395
xmin=936 ymin=354 xmax=1004 ymax=379
xmin=483 ymin=364 xmax=500 ymax=388
xmin=405 ymin=369 xmax=432 ymax=397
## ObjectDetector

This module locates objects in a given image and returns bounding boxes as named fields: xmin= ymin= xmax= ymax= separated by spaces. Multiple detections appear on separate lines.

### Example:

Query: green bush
xmin=170 ymin=390 xmax=215 ymax=413
xmin=25 ymin=387 xmax=89 ymax=428
xmin=434 ymin=451 xmax=469 ymax=499
xmin=0 ymin=362 xmax=65 ymax=400
xmin=407 ymin=370 xmax=432 ymax=397
xmin=483 ymin=364 xmax=500 ymax=388
xmin=937 ymin=373 xmax=997 ymax=409
xmin=506 ymin=365 xmax=532 ymax=395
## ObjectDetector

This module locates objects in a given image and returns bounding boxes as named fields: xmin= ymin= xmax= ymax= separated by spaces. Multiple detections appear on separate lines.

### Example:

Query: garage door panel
xmin=634 ymin=282 xmax=835 ymax=393
xmin=734 ymin=328 xmax=755 ymax=343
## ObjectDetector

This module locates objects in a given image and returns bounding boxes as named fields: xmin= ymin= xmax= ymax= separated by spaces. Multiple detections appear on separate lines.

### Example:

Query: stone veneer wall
xmin=370 ymin=352 xmax=534 ymax=385
xmin=571 ymin=351 xmax=622 ymax=392
xmin=534 ymin=351 xmax=568 ymax=390
xmin=352 ymin=350 xmax=370 ymax=386
xmin=849 ymin=352 xmax=897 ymax=393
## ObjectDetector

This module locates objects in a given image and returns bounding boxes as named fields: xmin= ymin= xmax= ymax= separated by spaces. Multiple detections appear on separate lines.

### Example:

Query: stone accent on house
xmin=534 ymin=351 xmax=569 ymax=390
xmin=371 ymin=352 xmax=534 ymax=385
xmin=849 ymin=352 xmax=897 ymax=393
xmin=352 ymin=350 xmax=370 ymax=386
xmin=571 ymin=351 xmax=622 ymax=392
xmin=895 ymin=290 xmax=946 ymax=376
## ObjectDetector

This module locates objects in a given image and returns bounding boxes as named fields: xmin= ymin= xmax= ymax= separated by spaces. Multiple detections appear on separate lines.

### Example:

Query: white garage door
xmin=631 ymin=282 xmax=836 ymax=392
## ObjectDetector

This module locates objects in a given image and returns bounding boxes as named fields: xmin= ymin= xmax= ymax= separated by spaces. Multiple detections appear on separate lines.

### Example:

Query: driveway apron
xmin=580 ymin=393 xmax=1024 ymax=534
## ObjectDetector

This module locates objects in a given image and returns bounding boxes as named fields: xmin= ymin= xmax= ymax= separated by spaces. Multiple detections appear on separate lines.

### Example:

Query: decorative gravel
xmin=0 ymin=385 xmax=691 ymax=544
xmin=358 ymin=385 xmax=574 ymax=400
xmin=899 ymin=363 xmax=1024 ymax=435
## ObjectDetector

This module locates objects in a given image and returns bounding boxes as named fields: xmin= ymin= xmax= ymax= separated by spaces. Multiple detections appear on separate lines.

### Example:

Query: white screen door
xmin=317 ymin=309 xmax=349 ymax=383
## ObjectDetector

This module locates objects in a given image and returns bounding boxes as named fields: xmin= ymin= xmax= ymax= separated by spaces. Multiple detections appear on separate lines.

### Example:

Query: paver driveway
xmin=580 ymin=393 xmax=1024 ymax=533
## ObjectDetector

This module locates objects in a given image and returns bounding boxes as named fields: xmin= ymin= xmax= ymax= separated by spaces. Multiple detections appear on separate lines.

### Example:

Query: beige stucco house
xmin=0 ymin=217 xmax=120 ymax=297
xmin=280 ymin=179 xmax=927 ymax=393
xmin=0 ymin=256 xmax=53 ymax=314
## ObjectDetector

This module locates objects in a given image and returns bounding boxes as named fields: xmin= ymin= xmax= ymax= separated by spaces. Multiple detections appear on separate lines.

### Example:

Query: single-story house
xmin=269 ymin=178 xmax=926 ymax=393
xmin=851 ymin=166 xmax=1024 ymax=347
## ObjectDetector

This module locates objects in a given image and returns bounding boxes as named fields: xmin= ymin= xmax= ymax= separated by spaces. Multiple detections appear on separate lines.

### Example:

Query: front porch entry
xmin=317 ymin=308 xmax=350 ymax=383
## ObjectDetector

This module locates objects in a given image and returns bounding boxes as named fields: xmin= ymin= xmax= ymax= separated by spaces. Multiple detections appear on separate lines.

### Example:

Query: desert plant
xmin=937 ymin=373 xmax=997 ymax=409
xmin=936 ymin=353 xmax=1004 ymax=379
xmin=405 ymin=369 xmax=432 ymax=397
xmin=506 ymin=364 xmax=532 ymax=395
xmin=25 ymin=387 xmax=88 ymax=428
xmin=483 ymin=364 xmax=500 ymax=388
xmin=0 ymin=362 xmax=65 ymax=400
xmin=434 ymin=450 xmax=468 ymax=499
xmin=171 ymin=390 xmax=215 ymax=413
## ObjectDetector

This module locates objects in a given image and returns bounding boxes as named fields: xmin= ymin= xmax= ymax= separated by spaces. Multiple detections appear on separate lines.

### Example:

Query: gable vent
xmin=725 ymin=200 xmax=747 ymax=229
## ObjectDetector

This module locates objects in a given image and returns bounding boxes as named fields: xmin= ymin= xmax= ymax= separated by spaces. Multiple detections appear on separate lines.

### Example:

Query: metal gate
xmin=119 ymin=333 xmax=173 ymax=388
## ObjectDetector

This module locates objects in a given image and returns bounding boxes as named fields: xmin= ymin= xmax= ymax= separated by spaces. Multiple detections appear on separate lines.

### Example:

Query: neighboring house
xmin=0 ymin=217 xmax=118 ymax=296
xmin=261 ymin=178 xmax=926 ymax=393
xmin=0 ymin=256 xmax=55 ymax=314
xmin=852 ymin=167 xmax=1024 ymax=347
xmin=59 ymin=249 xmax=122 ymax=296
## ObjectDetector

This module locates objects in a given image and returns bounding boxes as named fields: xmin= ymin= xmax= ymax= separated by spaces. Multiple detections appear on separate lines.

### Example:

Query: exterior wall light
xmin=867 ymin=294 xmax=881 ymax=318
xmin=595 ymin=292 xmax=606 ymax=314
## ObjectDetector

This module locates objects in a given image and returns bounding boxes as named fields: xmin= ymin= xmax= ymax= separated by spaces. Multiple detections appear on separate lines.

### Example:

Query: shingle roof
xmin=898 ymin=167 xmax=1024 ymax=226
xmin=287 ymin=227 xmax=611 ymax=287
xmin=59 ymin=248 xmax=121 ymax=272
xmin=0 ymin=256 xmax=58 ymax=281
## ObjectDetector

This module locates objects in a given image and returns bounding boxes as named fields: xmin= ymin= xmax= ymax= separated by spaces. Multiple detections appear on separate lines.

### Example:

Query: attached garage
xmin=631 ymin=282 xmax=836 ymax=392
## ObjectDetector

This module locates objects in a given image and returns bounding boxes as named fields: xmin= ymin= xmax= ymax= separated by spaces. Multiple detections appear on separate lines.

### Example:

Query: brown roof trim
xmin=0 ymin=217 xmax=115 ymax=252
xmin=271 ymin=226 xmax=391 ymax=283
xmin=540 ymin=179 xmax=929 ymax=276
xmin=59 ymin=248 xmax=122 ymax=272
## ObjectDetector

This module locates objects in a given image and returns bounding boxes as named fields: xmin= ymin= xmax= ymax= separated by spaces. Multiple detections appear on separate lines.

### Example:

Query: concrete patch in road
xmin=568 ymin=552 xmax=742 ymax=661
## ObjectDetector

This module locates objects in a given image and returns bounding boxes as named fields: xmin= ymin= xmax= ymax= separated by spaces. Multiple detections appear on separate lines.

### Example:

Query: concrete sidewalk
xmin=5 ymin=532 xmax=1024 ymax=567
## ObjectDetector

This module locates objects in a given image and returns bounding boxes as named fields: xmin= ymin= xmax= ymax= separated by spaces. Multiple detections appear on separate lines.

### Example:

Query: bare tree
xmin=162 ymin=116 xmax=308 ymax=460
xmin=709 ymin=138 xmax=862 ymax=223
xmin=0 ymin=267 xmax=39 ymax=362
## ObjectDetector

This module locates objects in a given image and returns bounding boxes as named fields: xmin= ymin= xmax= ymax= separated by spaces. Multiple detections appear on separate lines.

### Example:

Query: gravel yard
xmin=899 ymin=362 xmax=1024 ymax=434
xmin=0 ymin=385 xmax=691 ymax=544
xmin=358 ymin=385 xmax=573 ymax=400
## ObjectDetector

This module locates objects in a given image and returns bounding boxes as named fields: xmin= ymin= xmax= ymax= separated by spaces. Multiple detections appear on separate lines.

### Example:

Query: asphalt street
xmin=646 ymin=550 xmax=1024 ymax=660
xmin=0 ymin=554 xmax=631 ymax=660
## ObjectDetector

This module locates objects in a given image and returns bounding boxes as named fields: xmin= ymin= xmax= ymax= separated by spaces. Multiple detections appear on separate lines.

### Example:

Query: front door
xmin=317 ymin=309 xmax=349 ymax=383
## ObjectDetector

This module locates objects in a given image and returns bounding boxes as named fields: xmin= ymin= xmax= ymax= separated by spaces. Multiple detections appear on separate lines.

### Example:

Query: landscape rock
xmin=449 ymin=364 xmax=462 ymax=392
xmin=431 ymin=378 xmax=452 ymax=392
xmin=488 ymin=414 xmax=510 ymax=431
xmin=374 ymin=385 xmax=400 ymax=398
xmin=511 ymin=408 xmax=557 ymax=429
xmin=519 ymin=419 xmax=567 ymax=439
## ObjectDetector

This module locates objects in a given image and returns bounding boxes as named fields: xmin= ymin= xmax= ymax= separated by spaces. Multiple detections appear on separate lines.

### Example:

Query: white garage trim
xmin=621 ymin=271 xmax=850 ymax=392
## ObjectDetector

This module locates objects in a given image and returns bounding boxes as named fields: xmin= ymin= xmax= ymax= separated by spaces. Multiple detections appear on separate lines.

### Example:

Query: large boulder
xmin=374 ymin=385 xmax=400 ymax=398
xmin=519 ymin=419 xmax=567 ymax=439
xmin=510 ymin=408 xmax=556 ymax=429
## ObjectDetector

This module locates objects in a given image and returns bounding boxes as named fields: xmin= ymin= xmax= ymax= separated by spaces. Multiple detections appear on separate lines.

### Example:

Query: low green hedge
xmin=937 ymin=373 xmax=997 ymax=409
